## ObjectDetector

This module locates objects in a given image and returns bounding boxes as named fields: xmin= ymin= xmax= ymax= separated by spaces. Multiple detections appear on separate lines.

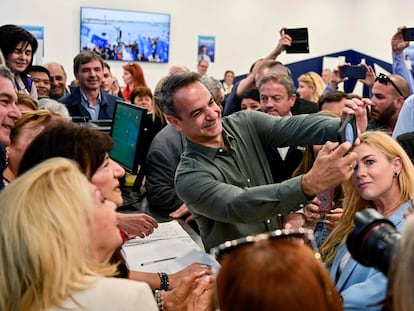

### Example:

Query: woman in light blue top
xmin=320 ymin=131 xmax=414 ymax=311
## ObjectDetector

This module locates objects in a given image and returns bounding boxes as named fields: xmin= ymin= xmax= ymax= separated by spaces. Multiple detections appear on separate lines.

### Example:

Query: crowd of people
xmin=2 ymin=21 xmax=414 ymax=311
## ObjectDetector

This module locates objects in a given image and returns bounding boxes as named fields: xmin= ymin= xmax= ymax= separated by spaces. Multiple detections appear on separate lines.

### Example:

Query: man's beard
xmin=371 ymin=103 xmax=396 ymax=127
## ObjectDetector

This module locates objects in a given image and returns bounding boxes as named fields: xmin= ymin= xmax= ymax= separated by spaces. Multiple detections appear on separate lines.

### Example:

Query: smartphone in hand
xmin=284 ymin=27 xmax=309 ymax=53
xmin=402 ymin=27 xmax=414 ymax=41
xmin=316 ymin=189 xmax=334 ymax=213
xmin=339 ymin=65 xmax=366 ymax=79
xmin=337 ymin=115 xmax=357 ymax=145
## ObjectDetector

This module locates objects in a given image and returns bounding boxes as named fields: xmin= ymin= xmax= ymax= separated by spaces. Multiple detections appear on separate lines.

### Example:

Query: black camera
xmin=346 ymin=208 xmax=401 ymax=275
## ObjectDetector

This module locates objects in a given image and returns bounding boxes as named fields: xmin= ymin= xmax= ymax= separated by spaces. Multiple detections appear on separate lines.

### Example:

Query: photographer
xmin=387 ymin=212 xmax=414 ymax=311
xmin=319 ymin=131 xmax=414 ymax=311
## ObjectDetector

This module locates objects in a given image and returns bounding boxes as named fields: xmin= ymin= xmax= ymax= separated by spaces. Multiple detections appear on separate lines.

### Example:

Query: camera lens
xmin=346 ymin=208 xmax=401 ymax=275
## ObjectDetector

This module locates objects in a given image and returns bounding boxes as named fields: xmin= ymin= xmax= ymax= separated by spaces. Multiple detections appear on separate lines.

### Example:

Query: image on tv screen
xmin=80 ymin=7 xmax=170 ymax=63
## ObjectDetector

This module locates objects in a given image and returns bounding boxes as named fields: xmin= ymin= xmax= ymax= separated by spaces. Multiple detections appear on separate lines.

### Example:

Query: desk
xmin=176 ymin=218 xmax=204 ymax=251
xmin=123 ymin=220 xmax=219 ymax=274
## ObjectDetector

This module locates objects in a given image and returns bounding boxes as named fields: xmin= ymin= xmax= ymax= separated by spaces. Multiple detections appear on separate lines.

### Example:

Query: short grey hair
xmin=0 ymin=64 xmax=14 ymax=82
xmin=38 ymin=98 xmax=70 ymax=119
xmin=154 ymin=71 xmax=201 ymax=118
xmin=258 ymin=72 xmax=296 ymax=98
xmin=200 ymin=75 xmax=224 ymax=103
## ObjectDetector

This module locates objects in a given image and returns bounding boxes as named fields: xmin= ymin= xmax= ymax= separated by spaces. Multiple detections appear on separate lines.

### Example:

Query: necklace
xmin=383 ymin=201 xmax=404 ymax=218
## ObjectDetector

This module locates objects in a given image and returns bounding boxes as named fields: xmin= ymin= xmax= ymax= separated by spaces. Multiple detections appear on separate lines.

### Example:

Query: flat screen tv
xmin=80 ymin=7 xmax=170 ymax=63
xmin=110 ymin=100 xmax=147 ymax=173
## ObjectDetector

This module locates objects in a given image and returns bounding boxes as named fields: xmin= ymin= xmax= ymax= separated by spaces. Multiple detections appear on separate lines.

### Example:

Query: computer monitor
xmin=110 ymin=100 xmax=147 ymax=173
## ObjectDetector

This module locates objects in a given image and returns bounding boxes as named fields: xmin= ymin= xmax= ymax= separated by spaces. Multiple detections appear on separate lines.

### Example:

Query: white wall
xmin=1 ymin=0 xmax=413 ymax=90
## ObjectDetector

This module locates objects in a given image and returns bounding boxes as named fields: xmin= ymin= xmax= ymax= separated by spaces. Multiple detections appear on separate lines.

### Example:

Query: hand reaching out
xmin=116 ymin=213 xmax=158 ymax=239
xmin=169 ymin=204 xmax=193 ymax=223
xmin=391 ymin=26 xmax=410 ymax=55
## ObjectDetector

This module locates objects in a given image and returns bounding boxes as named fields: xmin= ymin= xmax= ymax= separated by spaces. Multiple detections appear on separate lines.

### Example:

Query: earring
xmin=393 ymin=172 xmax=398 ymax=177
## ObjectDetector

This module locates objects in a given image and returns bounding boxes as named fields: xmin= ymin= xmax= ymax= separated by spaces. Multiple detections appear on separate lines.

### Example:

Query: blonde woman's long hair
xmin=320 ymin=131 xmax=414 ymax=266
xmin=0 ymin=157 xmax=117 ymax=311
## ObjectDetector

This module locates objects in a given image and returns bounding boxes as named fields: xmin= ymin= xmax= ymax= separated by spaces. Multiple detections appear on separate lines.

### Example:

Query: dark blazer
xmin=266 ymin=97 xmax=316 ymax=183
xmin=291 ymin=96 xmax=319 ymax=115
xmin=59 ymin=86 xmax=120 ymax=120
xmin=266 ymin=146 xmax=304 ymax=183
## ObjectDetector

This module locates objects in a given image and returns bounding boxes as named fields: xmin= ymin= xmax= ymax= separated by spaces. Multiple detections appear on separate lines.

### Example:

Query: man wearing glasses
xmin=368 ymin=72 xmax=409 ymax=134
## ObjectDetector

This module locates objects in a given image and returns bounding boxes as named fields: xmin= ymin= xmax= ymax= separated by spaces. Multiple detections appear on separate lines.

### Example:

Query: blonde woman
xmin=320 ymin=131 xmax=414 ymax=311
xmin=297 ymin=71 xmax=325 ymax=103
xmin=3 ymin=110 xmax=56 ymax=184
xmin=1 ymin=157 xmax=213 ymax=311
xmin=0 ymin=158 xmax=158 ymax=311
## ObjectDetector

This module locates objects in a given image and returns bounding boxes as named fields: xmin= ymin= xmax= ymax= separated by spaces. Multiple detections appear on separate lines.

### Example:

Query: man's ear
xmin=166 ymin=115 xmax=183 ymax=131
xmin=289 ymin=93 xmax=297 ymax=108
xmin=395 ymin=96 xmax=405 ymax=109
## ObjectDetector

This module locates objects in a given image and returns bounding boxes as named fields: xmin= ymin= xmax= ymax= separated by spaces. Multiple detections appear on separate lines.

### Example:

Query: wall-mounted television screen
xmin=80 ymin=7 xmax=170 ymax=63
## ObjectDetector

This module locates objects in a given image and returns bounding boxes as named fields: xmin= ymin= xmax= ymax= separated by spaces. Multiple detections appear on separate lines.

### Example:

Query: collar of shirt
xmin=80 ymin=89 xmax=102 ymax=120
xmin=186 ymin=130 xmax=234 ymax=159
xmin=80 ymin=88 xmax=102 ymax=106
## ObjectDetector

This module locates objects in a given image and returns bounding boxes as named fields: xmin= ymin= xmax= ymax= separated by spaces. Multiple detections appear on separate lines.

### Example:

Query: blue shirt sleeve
xmin=392 ymin=52 xmax=414 ymax=94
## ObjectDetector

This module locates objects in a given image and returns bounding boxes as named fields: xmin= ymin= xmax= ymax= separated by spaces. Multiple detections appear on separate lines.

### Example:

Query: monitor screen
xmin=110 ymin=100 xmax=147 ymax=173
xmin=80 ymin=6 xmax=170 ymax=63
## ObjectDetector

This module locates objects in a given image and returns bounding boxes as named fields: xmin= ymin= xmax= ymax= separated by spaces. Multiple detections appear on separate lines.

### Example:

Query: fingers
xmin=304 ymin=202 xmax=322 ymax=221
xmin=186 ymin=262 xmax=212 ymax=275
xmin=169 ymin=204 xmax=190 ymax=219
xmin=185 ymin=215 xmax=194 ymax=223
xmin=326 ymin=209 xmax=343 ymax=222
xmin=169 ymin=263 xmax=212 ymax=289
xmin=303 ymin=143 xmax=357 ymax=195
xmin=329 ymin=141 xmax=354 ymax=158
xmin=316 ymin=141 xmax=339 ymax=157
xmin=137 ymin=214 xmax=158 ymax=228
xmin=343 ymin=98 xmax=368 ymax=132
xmin=187 ymin=275 xmax=214 ymax=311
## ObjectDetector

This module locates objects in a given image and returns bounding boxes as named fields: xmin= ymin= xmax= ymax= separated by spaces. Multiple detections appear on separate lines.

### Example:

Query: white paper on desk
xmin=124 ymin=239 xmax=194 ymax=266
xmin=124 ymin=220 xmax=190 ymax=245
xmin=125 ymin=243 xmax=220 ymax=274
xmin=123 ymin=238 xmax=220 ymax=274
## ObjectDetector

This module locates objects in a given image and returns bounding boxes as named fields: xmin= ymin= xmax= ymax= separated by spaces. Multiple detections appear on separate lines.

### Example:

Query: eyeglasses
xmin=210 ymin=228 xmax=320 ymax=262
xmin=375 ymin=73 xmax=404 ymax=97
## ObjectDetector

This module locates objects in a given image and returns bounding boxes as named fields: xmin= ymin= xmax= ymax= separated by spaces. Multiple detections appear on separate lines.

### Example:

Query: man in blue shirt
xmin=60 ymin=51 xmax=120 ymax=120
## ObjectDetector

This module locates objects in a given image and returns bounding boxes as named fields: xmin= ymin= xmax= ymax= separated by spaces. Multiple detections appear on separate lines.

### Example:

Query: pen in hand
xmin=140 ymin=256 xmax=178 ymax=266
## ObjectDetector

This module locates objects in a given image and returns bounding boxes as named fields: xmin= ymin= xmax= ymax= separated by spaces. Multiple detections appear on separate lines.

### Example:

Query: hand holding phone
xmin=337 ymin=115 xmax=357 ymax=145
xmin=316 ymin=189 xmax=334 ymax=213
xmin=284 ymin=27 xmax=309 ymax=53
xmin=339 ymin=65 xmax=367 ymax=79
xmin=402 ymin=27 xmax=414 ymax=41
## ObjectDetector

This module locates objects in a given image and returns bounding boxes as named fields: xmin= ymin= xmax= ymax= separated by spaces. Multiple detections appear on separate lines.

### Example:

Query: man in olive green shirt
xmin=156 ymin=71 xmax=365 ymax=250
